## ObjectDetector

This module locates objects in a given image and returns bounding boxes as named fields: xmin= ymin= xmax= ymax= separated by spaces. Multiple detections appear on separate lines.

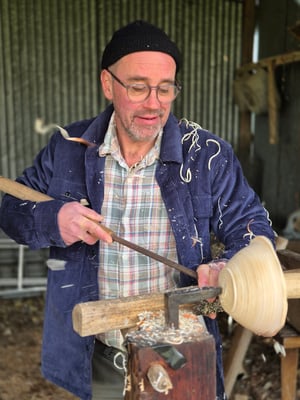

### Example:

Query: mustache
xmin=134 ymin=110 xmax=164 ymax=118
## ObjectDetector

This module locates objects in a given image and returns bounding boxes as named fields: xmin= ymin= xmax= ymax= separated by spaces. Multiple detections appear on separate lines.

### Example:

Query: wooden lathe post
xmin=124 ymin=337 xmax=216 ymax=400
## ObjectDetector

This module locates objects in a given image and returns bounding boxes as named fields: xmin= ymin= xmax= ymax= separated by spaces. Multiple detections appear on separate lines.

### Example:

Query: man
xmin=0 ymin=20 xmax=274 ymax=400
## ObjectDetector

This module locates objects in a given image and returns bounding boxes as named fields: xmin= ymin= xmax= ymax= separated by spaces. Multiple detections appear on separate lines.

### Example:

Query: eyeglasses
xmin=107 ymin=69 xmax=181 ymax=104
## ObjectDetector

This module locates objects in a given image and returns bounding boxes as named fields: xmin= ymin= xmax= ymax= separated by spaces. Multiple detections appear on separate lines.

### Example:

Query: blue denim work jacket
xmin=0 ymin=105 xmax=274 ymax=399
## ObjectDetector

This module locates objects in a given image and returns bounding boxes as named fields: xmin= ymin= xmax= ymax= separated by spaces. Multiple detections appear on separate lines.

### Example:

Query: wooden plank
xmin=281 ymin=348 xmax=299 ymax=400
xmin=283 ymin=337 xmax=300 ymax=349
xmin=224 ymin=325 xmax=253 ymax=397
xmin=277 ymin=324 xmax=300 ymax=349
xmin=267 ymin=59 xmax=279 ymax=144
xmin=276 ymin=324 xmax=300 ymax=399
xmin=236 ymin=50 xmax=300 ymax=73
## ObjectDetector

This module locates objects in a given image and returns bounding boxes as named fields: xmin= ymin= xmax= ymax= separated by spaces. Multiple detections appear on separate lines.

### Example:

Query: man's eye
xmin=130 ymin=85 xmax=148 ymax=94
xmin=158 ymin=86 xmax=172 ymax=95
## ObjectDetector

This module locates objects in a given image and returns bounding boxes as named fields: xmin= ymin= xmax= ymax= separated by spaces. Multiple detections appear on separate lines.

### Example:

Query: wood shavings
xmin=193 ymin=298 xmax=224 ymax=315
xmin=126 ymin=309 xmax=207 ymax=347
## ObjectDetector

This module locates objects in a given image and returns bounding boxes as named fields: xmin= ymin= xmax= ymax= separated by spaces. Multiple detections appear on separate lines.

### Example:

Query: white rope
xmin=113 ymin=351 xmax=129 ymax=397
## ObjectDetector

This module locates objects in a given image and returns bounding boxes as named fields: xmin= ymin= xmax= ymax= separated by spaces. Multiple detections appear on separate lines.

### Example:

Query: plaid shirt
xmin=97 ymin=114 xmax=179 ymax=349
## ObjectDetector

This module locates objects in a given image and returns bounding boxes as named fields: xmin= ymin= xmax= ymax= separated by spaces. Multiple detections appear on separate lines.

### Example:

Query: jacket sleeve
xmin=0 ymin=132 xmax=66 ymax=250
xmin=208 ymin=140 xmax=275 ymax=258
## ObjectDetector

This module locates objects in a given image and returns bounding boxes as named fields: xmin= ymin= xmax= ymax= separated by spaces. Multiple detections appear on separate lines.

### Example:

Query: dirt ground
xmin=0 ymin=295 xmax=77 ymax=400
xmin=0 ymin=295 xmax=300 ymax=400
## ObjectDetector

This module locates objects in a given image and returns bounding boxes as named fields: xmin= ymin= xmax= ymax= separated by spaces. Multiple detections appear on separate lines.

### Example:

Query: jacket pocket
xmin=48 ymin=177 xmax=88 ymax=203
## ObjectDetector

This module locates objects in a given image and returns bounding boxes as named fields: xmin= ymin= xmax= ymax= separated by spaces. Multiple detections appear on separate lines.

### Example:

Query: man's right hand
xmin=57 ymin=202 xmax=113 ymax=246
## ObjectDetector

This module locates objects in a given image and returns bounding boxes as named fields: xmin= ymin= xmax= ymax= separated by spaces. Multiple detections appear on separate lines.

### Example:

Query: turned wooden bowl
xmin=219 ymin=236 xmax=288 ymax=337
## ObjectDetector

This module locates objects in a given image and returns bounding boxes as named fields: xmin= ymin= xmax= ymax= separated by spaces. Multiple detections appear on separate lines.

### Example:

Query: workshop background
xmin=1 ymin=0 xmax=300 ymax=228
xmin=0 ymin=0 xmax=300 ymax=399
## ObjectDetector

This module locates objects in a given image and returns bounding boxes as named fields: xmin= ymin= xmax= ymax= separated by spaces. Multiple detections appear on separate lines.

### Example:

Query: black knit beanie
xmin=101 ymin=20 xmax=181 ymax=72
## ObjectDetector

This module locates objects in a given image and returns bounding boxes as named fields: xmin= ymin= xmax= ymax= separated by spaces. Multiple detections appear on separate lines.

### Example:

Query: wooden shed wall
xmin=253 ymin=0 xmax=300 ymax=229
xmin=0 ymin=0 xmax=243 ymax=181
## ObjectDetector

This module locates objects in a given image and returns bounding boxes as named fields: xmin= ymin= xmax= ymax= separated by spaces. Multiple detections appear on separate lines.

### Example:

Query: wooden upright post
xmin=125 ymin=336 xmax=216 ymax=400
xmin=238 ymin=0 xmax=255 ymax=171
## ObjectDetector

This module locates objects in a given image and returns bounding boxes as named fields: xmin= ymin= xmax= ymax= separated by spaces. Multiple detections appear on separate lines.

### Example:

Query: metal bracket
xmin=164 ymin=286 xmax=222 ymax=328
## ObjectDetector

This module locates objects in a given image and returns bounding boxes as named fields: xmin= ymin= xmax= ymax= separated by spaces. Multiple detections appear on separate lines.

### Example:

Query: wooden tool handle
xmin=0 ymin=176 xmax=52 ymax=202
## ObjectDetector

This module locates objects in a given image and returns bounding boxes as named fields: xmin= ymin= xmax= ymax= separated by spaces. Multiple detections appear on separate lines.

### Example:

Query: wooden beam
xmin=238 ymin=0 xmax=255 ymax=164
xmin=235 ymin=51 xmax=300 ymax=145
xmin=267 ymin=59 xmax=279 ymax=144
xmin=72 ymin=292 xmax=165 ymax=337
xmin=236 ymin=50 xmax=300 ymax=74
xmin=277 ymin=249 xmax=300 ymax=270
xmin=241 ymin=0 xmax=255 ymax=65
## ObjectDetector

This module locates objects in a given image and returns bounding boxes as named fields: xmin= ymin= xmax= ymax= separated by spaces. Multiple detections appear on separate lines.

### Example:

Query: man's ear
xmin=100 ymin=69 xmax=113 ymax=101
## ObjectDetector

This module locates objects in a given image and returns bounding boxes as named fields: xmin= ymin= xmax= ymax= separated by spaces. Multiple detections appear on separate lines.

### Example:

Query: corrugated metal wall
xmin=0 ymin=0 xmax=243 ymax=180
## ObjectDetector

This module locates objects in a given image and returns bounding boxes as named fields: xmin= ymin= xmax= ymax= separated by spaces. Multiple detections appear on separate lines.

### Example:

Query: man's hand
xmin=57 ymin=202 xmax=113 ymax=246
xmin=197 ymin=260 xmax=227 ymax=319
